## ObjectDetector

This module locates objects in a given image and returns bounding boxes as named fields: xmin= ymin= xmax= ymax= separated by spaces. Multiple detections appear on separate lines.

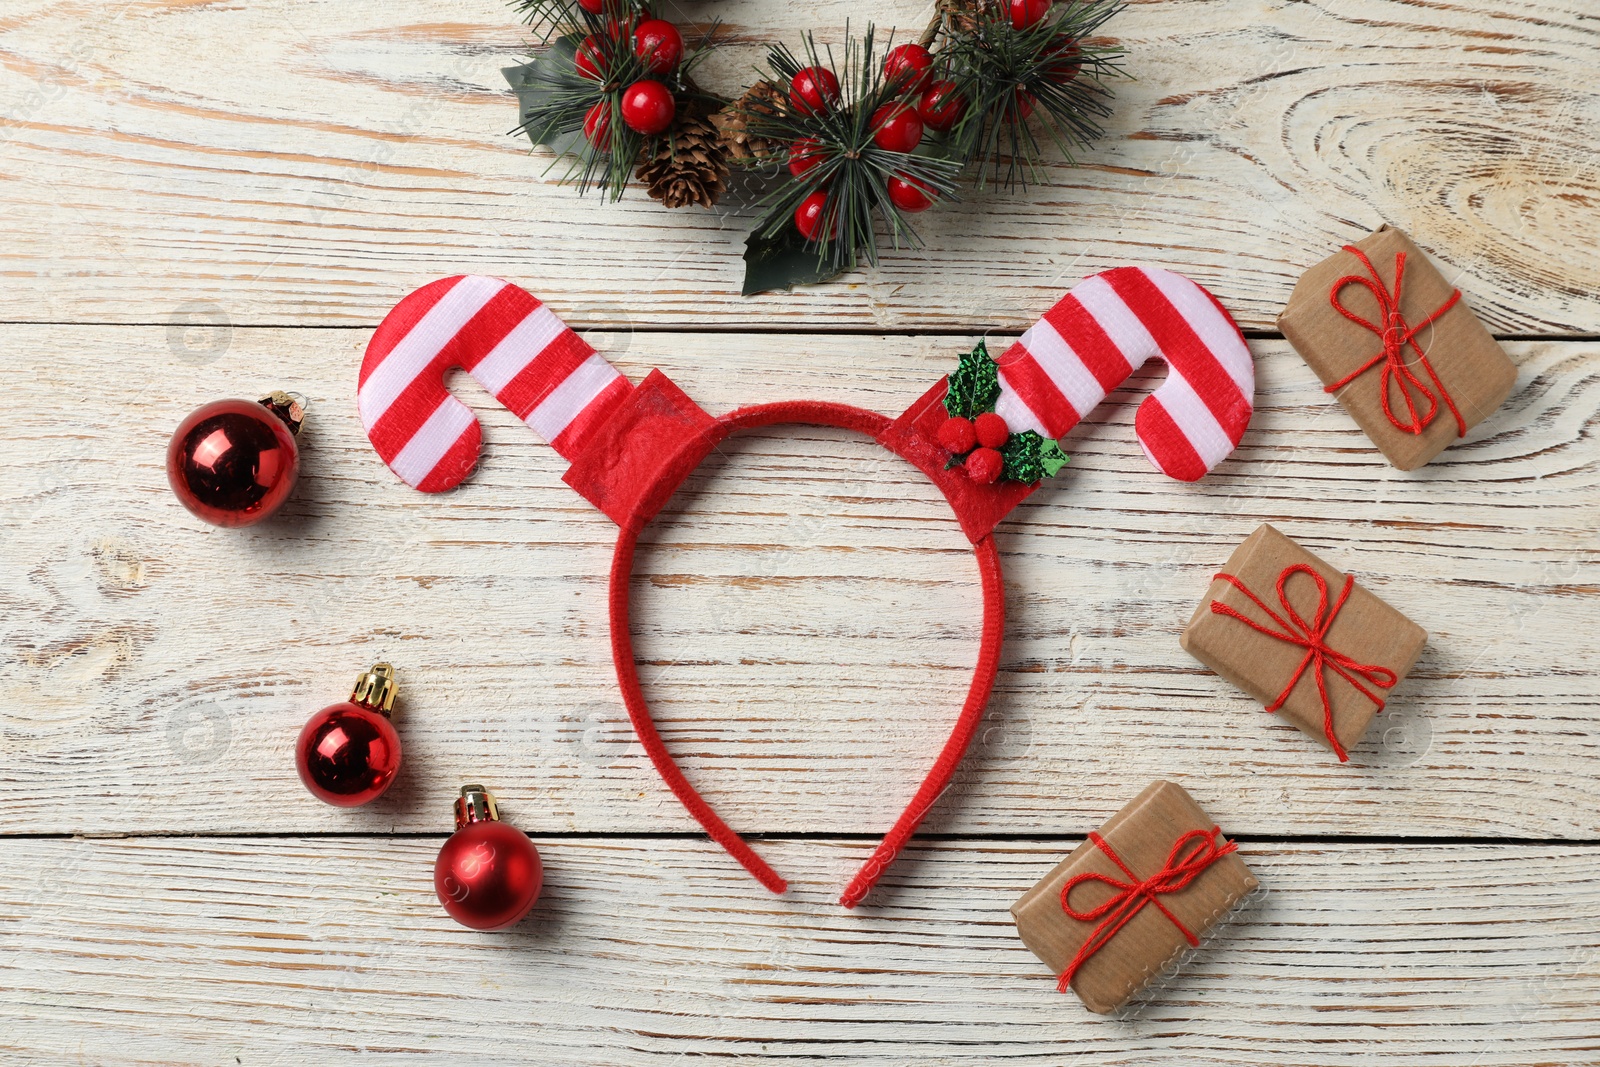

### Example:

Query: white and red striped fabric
xmin=358 ymin=275 xmax=631 ymax=492
xmin=992 ymin=267 xmax=1254 ymax=482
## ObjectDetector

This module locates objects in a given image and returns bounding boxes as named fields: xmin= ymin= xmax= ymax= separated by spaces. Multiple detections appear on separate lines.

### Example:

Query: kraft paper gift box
xmin=1180 ymin=523 xmax=1428 ymax=761
xmin=1278 ymin=224 xmax=1516 ymax=470
xmin=1012 ymin=780 xmax=1258 ymax=1014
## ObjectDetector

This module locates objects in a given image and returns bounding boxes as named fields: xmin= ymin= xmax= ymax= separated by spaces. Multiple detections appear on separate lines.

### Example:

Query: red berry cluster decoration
xmin=570 ymin=10 xmax=686 ymax=150
xmin=939 ymin=412 xmax=1011 ymax=484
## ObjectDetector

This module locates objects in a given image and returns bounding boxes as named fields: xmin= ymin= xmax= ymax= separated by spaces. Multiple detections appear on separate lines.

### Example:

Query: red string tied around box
xmin=1324 ymin=244 xmax=1465 ymax=437
xmin=1057 ymin=826 xmax=1238 ymax=993
xmin=1208 ymin=564 xmax=1397 ymax=762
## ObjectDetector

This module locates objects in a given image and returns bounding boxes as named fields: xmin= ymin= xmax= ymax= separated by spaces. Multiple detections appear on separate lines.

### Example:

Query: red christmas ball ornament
xmin=788 ymin=137 xmax=825 ymax=179
xmin=295 ymin=663 xmax=402 ymax=807
xmin=966 ymin=446 xmax=1004 ymax=484
xmin=1043 ymin=36 xmax=1083 ymax=83
xmin=435 ymin=785 xmax=543 ymax=931
xmin=575 ymin=35 xmax=606 ymax=81
xmin=633 ymin=19 xmax=683 ymax=74
xmin=974 ymin=411 xmax=1011 ymax=449
xmin=870 ymin=102 xmax=923 ymax=153
xmin=918 ymin=80 xmax=967 ymax=133
xmin=937 ymin=416 xmax=978 ymax=454
xmin=789 ymin=66 xmax=840 ymax=115
xmin=167 ymin=392 xmax=301 ymax=527
xmin=883 ymin=43 xmax=933 ymax=93
xmin=886 ymin=173 xmax=935 ymax=213
xmin=794 ymin=190 xmax=828 ymax=241
xmin=1009 ymin=0 xmax=1052 ymax=30
xmin=583 ymin=100 xmax=612 ymax=148
xmin=620 ymin=79 xmax=676 ymax=135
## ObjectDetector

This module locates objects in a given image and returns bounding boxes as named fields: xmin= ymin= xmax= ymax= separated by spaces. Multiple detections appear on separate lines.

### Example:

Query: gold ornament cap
xmin=349 ymin=662 xmax=397 ymax=715
xmin=259 ymin=391 xmax=306 ymax=436
xmin=454 ymin=784 xmax=500 ymax=830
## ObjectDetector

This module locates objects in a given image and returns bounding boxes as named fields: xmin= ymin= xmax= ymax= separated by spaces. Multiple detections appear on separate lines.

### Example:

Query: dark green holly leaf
xmin=742 ymin=225 xmax=844 ymax=296
xmin=1001 ymin=430 xmax=1070 ymax=484
xmin=944 ymin=340 xmax=1001 ymax=419
xmin=504 ymin=35 xmax=586 ymax=154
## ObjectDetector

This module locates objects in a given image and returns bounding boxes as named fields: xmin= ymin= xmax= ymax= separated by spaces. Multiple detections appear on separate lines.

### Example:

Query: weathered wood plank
xmin=2 ymin=835 xmax=1598 ymax=1065
xmin=0 ymin=0 xmax=1596 ymax=331
xmin=2 ymin=325 xmax=1594 ymax=837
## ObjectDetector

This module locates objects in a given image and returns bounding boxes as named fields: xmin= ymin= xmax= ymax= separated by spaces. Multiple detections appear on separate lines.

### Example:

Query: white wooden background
xmin=2 ymin=0 xmax=1598 ymax=1063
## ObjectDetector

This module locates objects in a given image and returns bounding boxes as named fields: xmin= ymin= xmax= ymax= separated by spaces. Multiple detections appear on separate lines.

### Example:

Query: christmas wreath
xmin=504 ymin=0 xmax=1126 ymax=294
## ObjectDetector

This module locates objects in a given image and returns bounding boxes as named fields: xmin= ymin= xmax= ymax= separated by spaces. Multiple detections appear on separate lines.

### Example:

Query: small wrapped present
xmin=1278 ymin=224 xmax=1516 ymax=470
xmin=1181 ymin=524 xmax=1428 ymax=761
xmin=1012 ymin=780 xmax=1258 ymax=1014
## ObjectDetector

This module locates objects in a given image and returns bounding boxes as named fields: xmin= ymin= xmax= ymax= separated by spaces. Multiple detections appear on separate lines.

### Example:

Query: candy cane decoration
xmin=358 ymin=275 xmax=631 ymax=492
xmin=994 ymin=267 xmax=1254 ymax=481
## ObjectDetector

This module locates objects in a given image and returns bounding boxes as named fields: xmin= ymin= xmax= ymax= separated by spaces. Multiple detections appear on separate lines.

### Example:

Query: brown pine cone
xmin=711 ymin=80 xmax=785 ymax=162
xmin=637 ymin=105 xmax=729 ymax=209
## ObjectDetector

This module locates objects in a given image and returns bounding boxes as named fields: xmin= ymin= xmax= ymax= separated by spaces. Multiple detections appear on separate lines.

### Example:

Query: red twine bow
xmin=1209 ymin=564 xmax=1397 ymax=761
xmin=1325 ymin=244 xmax=1465 ymax=438
xmin=1057 ymin=826 xmax=1237 ymax=993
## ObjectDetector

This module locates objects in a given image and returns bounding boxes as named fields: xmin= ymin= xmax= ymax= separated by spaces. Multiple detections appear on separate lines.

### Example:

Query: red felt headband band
xmin=357 ymin=272 xmax=1254 ymax=907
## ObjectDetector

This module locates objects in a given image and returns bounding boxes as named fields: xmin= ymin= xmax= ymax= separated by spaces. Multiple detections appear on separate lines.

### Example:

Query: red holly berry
xmin=583 ymin=100 xmax=611 ymax=148
xmin=575 ymin=35 xmax=606 ymax=81
xmin=966 ymin=447 xmax=1004 ymax=484
xmin=974 ymin=411 xmax=1010 ymax=449
xmin=794 ymin=190 xmax=828 ymax=241
xmin=918 ymin=80 xmax=967 ymax=132
xmin=788 ymin=137 xmax=825 ymax=179
xmin=633 ymin=19 xmax=683 ymax=74
xmin=938 ymin=416 xmax=978 ymax=454
xmin=1009 ymin=0 xmax=1051 ymax=30
xmin=789 ymin=66 xmax=841 ymax=115
xmin=577 ymin=0 xmax=603 ymax=11
xmin=620 ymin=79 xmax=675 ymax=135
xmin=886 ymin=174 xmax=935 ymax=212
xmin=883 ymin=43 xmax=933 ymax=93
xmin=870 ymin=103 xmax=923 ymax=153
xmin=1043 ymin=36 xmax=1083 ymax=83
xmin=1013 ymin=88 xmax=1036 ymax=121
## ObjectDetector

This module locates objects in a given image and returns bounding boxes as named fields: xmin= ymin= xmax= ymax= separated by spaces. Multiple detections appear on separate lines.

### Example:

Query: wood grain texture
xmin=3 ymin=835 xmax=1599 ymax=1066
xmin=0 ymin=0 xmax=1597 ymax=331
xmin=2 ymin=325 xmax=1594 ymax=838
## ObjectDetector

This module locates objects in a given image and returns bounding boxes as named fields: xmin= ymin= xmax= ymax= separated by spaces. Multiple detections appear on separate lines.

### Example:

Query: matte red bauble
xmin=633 ymin=19 xmax=683 ymax=74
xmin=167 ymin=392 xmax=301 ymax=527
xmin=966 ymin=446 xmax=1004 ymax=484
xmin=882 ymin=43 xmax=933 ymax=92
xmin=295 ymin=663 xmax=402 ymax=807
xmin=788 ymin=66 xmax=840 ymax=115
xmin=583 ymin=100 xmax=612 ymax=147
xmin=918 ymin=80 xmax=967 ymax=132
xmin=1009 ymin=0 xmax=1052 ymax=30
xmin=788 ymin=137 xmax=824 ymax=179
xmin=870 ymin=103 xmax=923 ymax=153
xmin=886 ymin=174 xmax=935 ymax=213
xmin=620 ymin=79 xmax=676 ymax=135
xmin=975 ymin=411 xmax=1011 ymax=449
xmin=435 ymin=785 xmax=543 ymax=931
xmin=794 ymin=190 xmax=828 ymax=241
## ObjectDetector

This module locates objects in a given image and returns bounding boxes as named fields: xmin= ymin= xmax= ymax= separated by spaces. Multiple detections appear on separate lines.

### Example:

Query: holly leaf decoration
xmin=944 ymin=341 xmax=1000 ymax=419
xmin=742 ymin=225 xmax=845 ymax=296
xmin=504 ymin=37 xmax=587 ymax=156
xmin=1001 ymin=430 xmax=1070 ymax=484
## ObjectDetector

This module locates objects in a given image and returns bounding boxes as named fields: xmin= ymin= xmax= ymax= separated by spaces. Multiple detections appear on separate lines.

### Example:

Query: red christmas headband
xmin=358 ymin=269 xmax=1254 ymax=907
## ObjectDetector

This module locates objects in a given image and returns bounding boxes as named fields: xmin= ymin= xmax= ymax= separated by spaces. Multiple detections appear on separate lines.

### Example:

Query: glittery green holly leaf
xmin=1001 ymin=430 xmax=1070 ymax=484
xmin=944 ymin=340 xmax=1000 ymax=419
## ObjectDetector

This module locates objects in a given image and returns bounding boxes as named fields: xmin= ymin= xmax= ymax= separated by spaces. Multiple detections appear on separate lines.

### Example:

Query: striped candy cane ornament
xmin=993 ymin=267 xmax=1254 ymax=482
xmin=358 ymin=275 xmax=631 ymax=492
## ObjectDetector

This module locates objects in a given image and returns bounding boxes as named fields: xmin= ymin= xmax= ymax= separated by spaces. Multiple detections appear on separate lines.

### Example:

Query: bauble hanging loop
xmin=295 ymin=662 xmax=403 ymax=807
xmin=434 ymin=785 xmax=543 ymax=931
xmin=167 ymin=391 xmax=302 ymax=526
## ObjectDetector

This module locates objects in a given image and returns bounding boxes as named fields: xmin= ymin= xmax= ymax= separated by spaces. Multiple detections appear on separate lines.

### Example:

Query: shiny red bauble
xmin=620 ymin=79 xmax=676 ymax=135
xmin=1009 ymin=0 xmax=1052 ymax=30
xmin=918 ymin=80 xmax=967 ymax=132
xmin=577 ymin=0 xmax=603 ymax=12
xmin=886 ymin=174 xmax=935 ymax=212
xmin=1013 ymin=88 xmax=1036 ymax=121
xmin=583 ymin=100 xmax=612 ymax=147
xmin=788 ymin=137 xmax=824 ymax=179
xmin=435 ymin=786 xmax=543 ymax=931
xmin=1043 ymin=36 xmax=1083 ymax=83
xmin=167 ymin=394 xmax=300 ymax=527
xmin=633 ymin=19 xmax=683 ymax=74
xmin=883 ymin=43 xmax=933 ymax=92
xmin=966 ymin=446 xmax=1004 ymax=484
xmin=975 ymin=411 xmax=1011 ymax=449
xmin=575 ymin=35 xmax=606 ymax=81
xmin=789 ymin=66 xmax=840 ymax=115
xmin=296 ymin=702 xmax=401 ymax=805
xmin=870 ymin=103 xmax=923 ymax=153
xmin=794 ymin=190 xmax=828 ymax=241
